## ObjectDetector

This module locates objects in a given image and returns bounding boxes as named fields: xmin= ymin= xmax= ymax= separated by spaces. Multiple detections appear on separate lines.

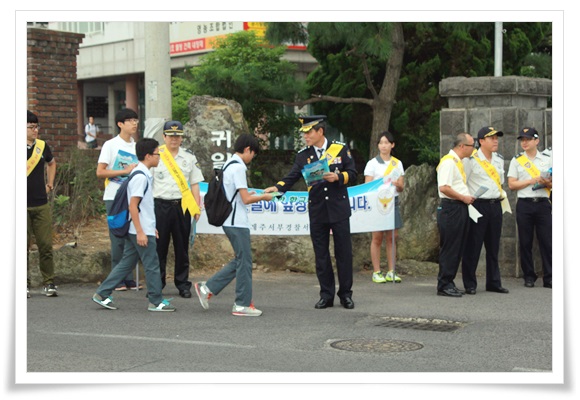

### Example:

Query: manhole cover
xmin=375 ymin=317 xmax=465 ymax=332
xmin=330 ymin=339 xmax=423 ymax=353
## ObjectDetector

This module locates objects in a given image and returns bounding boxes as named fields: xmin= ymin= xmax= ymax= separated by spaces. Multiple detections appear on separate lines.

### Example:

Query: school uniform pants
xmin=206 ymin=226 xmax=253 ymax=307
xmin=27 ymin=203 xmax=55 ymax=286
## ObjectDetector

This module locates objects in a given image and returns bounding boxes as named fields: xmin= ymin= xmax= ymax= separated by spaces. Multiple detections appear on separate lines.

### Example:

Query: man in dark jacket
xmin=266 ymin=115 xmax=357 ymax=309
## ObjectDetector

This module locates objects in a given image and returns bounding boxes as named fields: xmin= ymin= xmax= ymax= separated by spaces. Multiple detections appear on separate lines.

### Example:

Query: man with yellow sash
xmin=265 ymin=115 xmax=357 ymax=309
xmin=151 ymin=121 xmax=203 ymax=298
xmin=508 ymin=127 xmax=552 ymax=289
xmin=436 ymin=133 xmax=476 ymax=297
xmin=461 ymin=127 xmax=510 ymax=295
xmin=27 ymin=110 xmax=57 ymax=298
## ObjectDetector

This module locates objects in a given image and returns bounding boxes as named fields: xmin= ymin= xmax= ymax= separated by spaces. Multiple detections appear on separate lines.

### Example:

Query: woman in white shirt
xmin=363 ymin=131 xmax=405 ymax=283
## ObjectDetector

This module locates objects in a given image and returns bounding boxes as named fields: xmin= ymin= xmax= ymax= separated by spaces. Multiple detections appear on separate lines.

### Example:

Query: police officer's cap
xmin=477 ymin=126 xmax=504 ymax=140
xmin=299 ymin=115 xmax=327 ymax=132
xmin=517 ymin=127 xmax=539 ymax=140
xmin=163 ymin=120 xmax=184 ymax=136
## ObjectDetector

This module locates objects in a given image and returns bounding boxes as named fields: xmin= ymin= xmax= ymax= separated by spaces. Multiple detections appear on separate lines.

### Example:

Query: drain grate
xmin=375 ymin=317 xmax=465 ymax=332
xmin=330 ymin=339 xmax=423 ymax=353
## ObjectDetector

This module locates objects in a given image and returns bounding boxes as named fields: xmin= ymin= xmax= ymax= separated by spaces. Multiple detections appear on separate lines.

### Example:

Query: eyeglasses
xmin=27 ymin=125 xmax=39 ymax=130
xmin=124 ymin=119 xmax=139 ymax=124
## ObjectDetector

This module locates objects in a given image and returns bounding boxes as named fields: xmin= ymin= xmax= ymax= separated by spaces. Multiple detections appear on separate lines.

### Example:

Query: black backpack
xmin=204 ymin=160 xmax=240 ymax=227
xmin=106 ymin=170 xmax=148 ymax=237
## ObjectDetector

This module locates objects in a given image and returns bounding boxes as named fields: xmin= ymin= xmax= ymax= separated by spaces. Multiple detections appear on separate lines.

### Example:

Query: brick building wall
xmin=27 ymin=28 xmax=84 ymax=160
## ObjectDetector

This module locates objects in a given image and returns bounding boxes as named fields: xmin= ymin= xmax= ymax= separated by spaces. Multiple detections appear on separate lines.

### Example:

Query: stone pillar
xmin=439 ymin=76 xmax=552 ymax=277
xmin=27 ymin=28 xmax=84 ymax=160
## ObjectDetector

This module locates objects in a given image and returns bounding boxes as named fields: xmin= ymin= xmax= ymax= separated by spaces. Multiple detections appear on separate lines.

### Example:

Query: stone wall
xmin=439 ymin=76 xmax=552 ymax=278
xmin=27 ymin=28 xmax=84 ymax=160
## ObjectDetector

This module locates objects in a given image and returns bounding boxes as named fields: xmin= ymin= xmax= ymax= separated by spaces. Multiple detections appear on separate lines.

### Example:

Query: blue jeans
xmin=206 ymin=227 xmax=253 ymax=307
xmin=105 ymin=200 xmax=134 ymax=284
xmin=96 ymin=234 xmax=164 ymax=306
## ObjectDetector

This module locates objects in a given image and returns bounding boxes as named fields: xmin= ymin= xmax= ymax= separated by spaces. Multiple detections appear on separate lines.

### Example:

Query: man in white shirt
xmin=85 ymin=116 xmax=99 ymax=149
xmin=436 ymin=132 xmax=476 ymax=297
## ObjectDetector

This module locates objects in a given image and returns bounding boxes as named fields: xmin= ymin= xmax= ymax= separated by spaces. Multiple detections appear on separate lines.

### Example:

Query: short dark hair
xmin=377 ymin=131 xmax=395 ymax=145
xmin=233 ymin=134 xmax=260 ymax=154
xmin=136 ymin=138 xmax=159 ymax=161
xmin=115 ymin=108 xmax=138 ymax=131
xmin=27 ymin=110 xmax=38 ymax=124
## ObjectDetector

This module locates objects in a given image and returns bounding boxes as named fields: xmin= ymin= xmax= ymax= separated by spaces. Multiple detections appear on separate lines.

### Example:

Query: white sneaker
xmin=43 ymin=284 xmax=58 ymax=297
xmin=194 ymin=282 xmax=212 ymax=310
xmin=232 ymin=302 xmax=262 ymax=317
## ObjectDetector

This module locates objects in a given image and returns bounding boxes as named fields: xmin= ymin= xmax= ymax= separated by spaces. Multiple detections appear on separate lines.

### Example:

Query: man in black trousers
xmin=436 ymin=133 xmax=476 ymax=297
xmin=266 ymin=115 xmax=357 ymax=309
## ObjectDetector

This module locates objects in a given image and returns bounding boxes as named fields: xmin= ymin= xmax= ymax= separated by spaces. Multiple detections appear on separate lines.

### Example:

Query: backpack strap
xmin=221 ymin=160 xmax=240 ymax=225
xmin=127 ymin=169 xmax=149 ymax=214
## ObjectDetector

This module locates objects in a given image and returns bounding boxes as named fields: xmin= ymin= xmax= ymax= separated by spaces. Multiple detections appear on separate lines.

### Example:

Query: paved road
xmin=23 ymin=269 xmax=557 ymax=383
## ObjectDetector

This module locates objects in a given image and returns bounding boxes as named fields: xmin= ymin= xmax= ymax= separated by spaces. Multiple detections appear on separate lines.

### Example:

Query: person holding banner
xmin=507 ymin=127 xmax=552 ymax=289
xmin=265 ymin=115 xmax=357 ymax=310
xmin=96 ymin=108 xmax=141 ymax=291
xmin=461 ymin=127 xmax=509 ymax=295
xmin=364 ymin=131 xmax=405 ymax=284
xmin=151 ymin=121 xmax=203 ymax=298
xmin=27 ymin=110 xmax=57 ymax=298
xmin=436 ymin=133 xmax=476 ymax=297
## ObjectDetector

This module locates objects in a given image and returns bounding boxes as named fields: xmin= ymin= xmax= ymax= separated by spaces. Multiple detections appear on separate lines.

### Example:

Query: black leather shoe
xmin=524 ymin=281 xmax=535 ymax=288
xmin=315 ymin=298 xmax=334 ymax=309
xmin=179 ymin=289 xmax=192 ymax=298
xmin=543 ymin=282 xmax=552 ymax=289
xmin=486 ymin=287 xmax=509 ymax=294
xmin=340 ymin=297 xmax=355 ymax=309
xmin=465 ymin=288 xmax=476 ymax=295
xmin=437 ymin=288 xmax=463 ymax=297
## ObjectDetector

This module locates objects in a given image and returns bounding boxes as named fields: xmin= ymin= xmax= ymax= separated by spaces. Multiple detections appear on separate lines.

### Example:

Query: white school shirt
xmin=222 ymin=154 xmax=250 ymax=229
xmin=127 ymin=162 xmax=156 ymax=236
xmin=363 ymin=155 xmax=405 ymax=197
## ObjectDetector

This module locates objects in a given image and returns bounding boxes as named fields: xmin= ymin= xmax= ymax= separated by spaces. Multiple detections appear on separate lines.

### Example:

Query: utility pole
xmin=144 ymin=22 xmax=172 ymax=141
xmin=494 ymin=22 xmax=503 ymax=77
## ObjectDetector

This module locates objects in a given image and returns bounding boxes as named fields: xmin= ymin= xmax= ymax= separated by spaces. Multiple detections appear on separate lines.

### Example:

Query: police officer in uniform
xmin=265 ymin=116 xmax=357 ymax=309
xmin=507 ymin=127 xmax=552 ymax=288
xmin=461 ymin=127 xmax=509 ymax=295
xmin=436 ymin=133 xmax=476 ymax=297
xmin=151 ymin=121 xmax=204 ymax=298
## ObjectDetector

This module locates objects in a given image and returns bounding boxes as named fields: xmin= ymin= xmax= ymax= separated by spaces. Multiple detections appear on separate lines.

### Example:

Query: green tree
xmin=181 ymin=30 xmax=302 ymax=136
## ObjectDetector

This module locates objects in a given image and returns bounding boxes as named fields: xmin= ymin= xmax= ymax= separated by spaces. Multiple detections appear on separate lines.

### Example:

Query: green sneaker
xmin=372 ymin=271 xmax=387 ymax=283
xmin=386 ymin=270 xmax=402 ymax=283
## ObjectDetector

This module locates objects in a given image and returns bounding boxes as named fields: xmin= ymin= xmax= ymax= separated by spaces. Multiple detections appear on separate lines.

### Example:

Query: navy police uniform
xmin=273 ymin=116 xmax=357 ymax=307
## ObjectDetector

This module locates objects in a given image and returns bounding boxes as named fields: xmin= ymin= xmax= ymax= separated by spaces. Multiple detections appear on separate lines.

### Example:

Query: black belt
xmin=155 ymin=198 xmax=181 ymax=205
xmin=440 ymin=198 xmax=464 ymax=205
xmin=519 ymin=197 xmax=549 ymax=203
xmin=475 ymin=198 xmax=503 ymax=204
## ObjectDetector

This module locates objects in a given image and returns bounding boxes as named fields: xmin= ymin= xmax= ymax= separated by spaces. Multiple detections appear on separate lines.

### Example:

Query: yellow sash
xmin=159 ymin=145 xmax=200 ymax=216
xmin=437 ymin=154 xmax=465 ymax=183
xmin=472 ymin=152 xmax=502 ymax=194
xmin=320 ymin=143 xmax=349 ymax=185
xmin=516 ymin=154 xmax=551 ymax=196
xmin=383 ymin=156 xmax=400 ymax=177
xmin=26 ymin=139 xmax=45 ymax=177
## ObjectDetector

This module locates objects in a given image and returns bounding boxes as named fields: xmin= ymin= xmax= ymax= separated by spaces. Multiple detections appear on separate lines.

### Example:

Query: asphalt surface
xmin=22 ymin=268 xmax=559 ymax=384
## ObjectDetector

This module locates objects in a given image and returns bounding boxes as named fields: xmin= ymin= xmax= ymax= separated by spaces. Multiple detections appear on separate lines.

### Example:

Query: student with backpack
xmin=96 ymin=108 xmax=141 ymax=291
xmin=194 ymin=134 xmax=274 ymax=316
xmin=92 ymin=138 xmax=176 ymax=312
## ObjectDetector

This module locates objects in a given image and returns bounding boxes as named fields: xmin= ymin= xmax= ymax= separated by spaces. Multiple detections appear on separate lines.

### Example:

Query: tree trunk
xmin=368 ymin=22 xmax=405 ymax=160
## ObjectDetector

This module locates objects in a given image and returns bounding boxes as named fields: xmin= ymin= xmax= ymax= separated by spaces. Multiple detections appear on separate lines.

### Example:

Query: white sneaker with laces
xmin=148 ymin=298 xmax=176 ymax=312
xmin=194 ymin=282 xmax=212 ymax=310
xmin=232 ymin=302 xmax=262 ymax=317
